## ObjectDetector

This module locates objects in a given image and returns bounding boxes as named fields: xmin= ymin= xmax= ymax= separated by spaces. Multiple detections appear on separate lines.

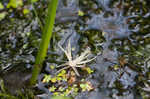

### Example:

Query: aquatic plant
xmin=30 ymin=0 xmax=59 ymax=85
xmin=57 ymin=40 xmax=96 ymax=76
xmin=42 ymin=67 xmax=94 ymax=97
xmin=78 ymin=10 xmax=84 ymax=16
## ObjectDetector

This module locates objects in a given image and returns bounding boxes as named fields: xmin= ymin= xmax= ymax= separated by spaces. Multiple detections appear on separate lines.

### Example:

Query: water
xmin=0 ymin=0 xmax=150 ymax=98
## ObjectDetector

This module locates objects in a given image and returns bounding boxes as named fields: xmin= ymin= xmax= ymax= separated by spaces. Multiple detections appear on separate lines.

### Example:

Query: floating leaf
xmin=0 ymin=12 xmax=6 ymax=21
xmin=113 ymin=64 xmax=119 ymax=70
xmin=78 ymin=10 xmax=84 ymax=16
xmin=53 ymin=92 xmax=59 ymax=96
xmin=23 ymin=8 xmax=30 ymax=15
xmin=50 ymin=65 xmax=55 ymax=70
xmin=49 ymin=86 xmax=56 ymax=92
xmin=51 ymin=77 xmax=57 ymax=83
xmin=58 ymin=86 xmax=65 ymax=92
xmin=22 ymin=43 xmax=28 ymax=49
xmin=85 ymin=67 xmax=94 ymax=74
xmin=56 ymin=77 xmax=62 ymax=81
xmin=80 ymin=81 xmax=94 ymax=92
xmin=57 ymin=70 xmax=66 ymax=77
xmin=57 ymin=70 xmax=67 ymax=81
xmin=86 ymin=81 xmax=94 ymax=91
xmin=42 ymin=75 xmax=51 ymax=83
xmin=80 ymin=83 xmax=87 ymax=92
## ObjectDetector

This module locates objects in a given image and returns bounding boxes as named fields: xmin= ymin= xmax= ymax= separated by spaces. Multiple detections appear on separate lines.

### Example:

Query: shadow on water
xmin=0 ymin=0 xmax=150 ymax=99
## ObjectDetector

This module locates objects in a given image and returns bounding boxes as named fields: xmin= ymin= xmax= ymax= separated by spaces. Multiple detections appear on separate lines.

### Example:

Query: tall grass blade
xmin=30 ymin=0 xmax=59 ymax=85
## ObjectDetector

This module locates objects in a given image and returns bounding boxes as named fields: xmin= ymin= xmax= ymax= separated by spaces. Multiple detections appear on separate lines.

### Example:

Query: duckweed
xmin=42 ymin=66 xmax=94 ymax=97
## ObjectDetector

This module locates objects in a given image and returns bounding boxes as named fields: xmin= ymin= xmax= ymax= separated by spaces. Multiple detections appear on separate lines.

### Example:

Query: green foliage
xmin=0 ymin=3 xmax=4 ymax=9
xmin=42 ymin=67 xmax=94 ymax=97
xmin=50 ymin=65 xmax=55 ymax=70
xmin=78 ymin=10 xmax=84 ymax=16
xmin=85 ymin=67 xmax=94 ymax=74
xmin=42 ymin=70 xmax=67 ymax=84
xmin=49 ymin=86 xmax=57 ymax=92
xmin=42 ymin=75 xmax=52 ymax=83
xmin=0 ymin=12 xmax=6 ymax=21
xmin=0 ymin=2 xmax=6 ymax=21
xmin=80 ymin=82 xmax=93 ymax=92
xmin=7 ymin=0 xmax=23 ymax=8
xmin=51 ymin=77 xmax=57 ymax=83
xmin=113 ymin=64 xmax=120 ymax=70
xmin=23 ymin=8 xmax=30 ymax=15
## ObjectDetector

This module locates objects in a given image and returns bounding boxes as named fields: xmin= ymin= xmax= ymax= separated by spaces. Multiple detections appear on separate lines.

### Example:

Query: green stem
xmin=30 ymin=0 xmax=59 ymax=85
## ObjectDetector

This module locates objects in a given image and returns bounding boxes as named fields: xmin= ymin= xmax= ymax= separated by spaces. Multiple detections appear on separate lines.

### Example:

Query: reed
xmin=30 ymin=0 xmax=59 ymax=85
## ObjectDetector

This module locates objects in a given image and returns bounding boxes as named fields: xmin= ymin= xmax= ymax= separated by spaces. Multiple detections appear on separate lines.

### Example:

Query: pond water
xmin=0 ymin=0 xmax=150 ymax=99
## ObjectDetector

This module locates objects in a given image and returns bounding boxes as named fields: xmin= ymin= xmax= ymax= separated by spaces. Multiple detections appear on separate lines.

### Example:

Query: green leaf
xmin=7 ymin=0 xmax=23 ymax=8
xmin=51 ymin=77 xmax=57 ymax=83
xmin=42 ymin=75 xmax=51 ymax=83
xmin=80 ymin=83 xmax=87 ymax=91
xmin=85 ymin=67 xmax=94 ymax=74
xmin=78 ymin=10 xmax=84 ymax=16
xmin=23 ymin=8 xmax=30 ymax=15
xmin=57 ymin=70 xmax=66 ymax=77
xmin=0 ymin=12 xmax=6 ymax=21
xmin=0 ymin=3 xmax=4 ymax=9
xmin=50 ymin=65 xmax=55 ymax=70
xmin=49 ymin=86 xmax=56 ymax=92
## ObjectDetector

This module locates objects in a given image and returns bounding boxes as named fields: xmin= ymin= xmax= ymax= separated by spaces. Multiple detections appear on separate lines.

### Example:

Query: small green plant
xmin=42 ymin=69 xmax=67 ymax=84
xmin=23 ymin=8 xmax=30 ymax=15
xmin=80 ymin=81 xmax=93 ymax=92
xmin=78 ymin=10 xmax=84 ymax=16
xmin=42 ymin=65 xmax=94 ymax=97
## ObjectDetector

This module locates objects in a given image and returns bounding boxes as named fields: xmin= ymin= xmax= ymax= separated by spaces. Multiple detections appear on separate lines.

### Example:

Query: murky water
xmin=0 ymin=0 xmax=150 ymax=99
